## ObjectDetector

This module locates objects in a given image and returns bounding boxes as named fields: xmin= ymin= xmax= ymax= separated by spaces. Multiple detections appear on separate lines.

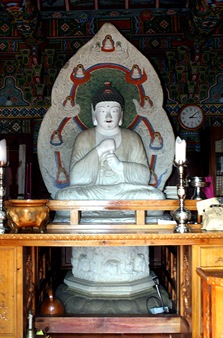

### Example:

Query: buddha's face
xmin=93 ymin=101 xmax=123 ymax=130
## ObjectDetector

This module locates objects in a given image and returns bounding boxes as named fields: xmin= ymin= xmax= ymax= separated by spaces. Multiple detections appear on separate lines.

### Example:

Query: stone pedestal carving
xmin=65 ymin=246 xmax=152 ymax=296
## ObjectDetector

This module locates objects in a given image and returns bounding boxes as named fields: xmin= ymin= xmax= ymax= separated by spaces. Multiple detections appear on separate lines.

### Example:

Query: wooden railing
xmin=47 ymin=199 xmax=200 ymax=229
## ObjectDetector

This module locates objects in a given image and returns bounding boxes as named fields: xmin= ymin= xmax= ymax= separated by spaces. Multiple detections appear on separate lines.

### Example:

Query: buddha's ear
xmin=91 ymin=104 xmax=97 ymax=126
xmin=119 ymin=109 xmax=124 ymax=126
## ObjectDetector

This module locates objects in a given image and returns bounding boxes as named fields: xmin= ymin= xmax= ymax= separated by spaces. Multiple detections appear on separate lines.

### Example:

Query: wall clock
xmin=178 ymin=104 xmax=205 ymax=130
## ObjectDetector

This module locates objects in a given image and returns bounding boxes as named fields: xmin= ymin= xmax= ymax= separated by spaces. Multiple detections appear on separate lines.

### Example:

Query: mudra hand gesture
xmin=97 ymin=139 xmax=116 ymax=158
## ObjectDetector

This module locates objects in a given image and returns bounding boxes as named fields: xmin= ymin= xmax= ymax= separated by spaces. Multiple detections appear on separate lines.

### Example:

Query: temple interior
xmin=0 ymin=1 xmax=223 ymax=337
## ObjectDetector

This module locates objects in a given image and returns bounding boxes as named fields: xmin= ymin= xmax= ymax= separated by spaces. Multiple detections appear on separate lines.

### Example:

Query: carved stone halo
xmin=37 ymin=22 xmax=175 ymax=199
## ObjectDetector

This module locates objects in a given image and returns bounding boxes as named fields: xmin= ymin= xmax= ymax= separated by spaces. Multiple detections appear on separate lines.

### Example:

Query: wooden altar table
xmin=0 ymin=199 xmax=223 ymax=338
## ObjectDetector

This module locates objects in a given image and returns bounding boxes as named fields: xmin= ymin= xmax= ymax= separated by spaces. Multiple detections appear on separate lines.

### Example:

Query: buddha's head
xmin=92 ymin=82 xmax=124 ymax=130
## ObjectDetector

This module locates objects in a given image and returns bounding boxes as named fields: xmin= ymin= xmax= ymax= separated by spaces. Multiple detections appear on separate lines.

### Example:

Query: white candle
xmin=0 ymin=139 xmax=7 ymax=164
xmin=175 ymin=136 xmax=186 ymax=164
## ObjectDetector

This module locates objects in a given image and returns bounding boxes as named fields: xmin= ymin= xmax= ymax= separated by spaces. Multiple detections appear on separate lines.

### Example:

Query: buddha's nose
xmin=105 ymin=110 xmax=112 ymax=119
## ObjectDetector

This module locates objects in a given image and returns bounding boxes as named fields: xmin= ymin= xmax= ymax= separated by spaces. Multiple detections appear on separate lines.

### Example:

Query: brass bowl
xmin=4 ymin=199 xmax=50 ymax=233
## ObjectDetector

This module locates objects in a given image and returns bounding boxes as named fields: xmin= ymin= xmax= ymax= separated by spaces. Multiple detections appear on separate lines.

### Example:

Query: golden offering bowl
xmin=4 ymin=199 xmax=50 ymax=233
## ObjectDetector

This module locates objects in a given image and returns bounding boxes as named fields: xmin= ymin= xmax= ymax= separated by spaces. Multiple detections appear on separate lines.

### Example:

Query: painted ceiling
xmin=40 ymin=0 xmax=191 ymax=10
xmin=39 ymin=0 xmax=223 ymax=44
xmin=0 ymin=0 xmax=223 ymax=47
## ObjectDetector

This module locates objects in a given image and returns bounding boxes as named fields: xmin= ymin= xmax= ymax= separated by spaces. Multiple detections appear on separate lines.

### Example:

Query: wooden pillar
xmin=125 ymin=0 xmax=129 ymax=9
xmin=94 ymin=0 xmax=99 ymax=10
xmin=196 ymin=267 xmax=223 ymax=338
xmin=65 ymin=0 xmax=70 ymax=11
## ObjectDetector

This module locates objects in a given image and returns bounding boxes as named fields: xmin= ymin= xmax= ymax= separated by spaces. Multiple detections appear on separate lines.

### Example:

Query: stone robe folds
xmin=56 ymin=128 xmax=164 ymax=200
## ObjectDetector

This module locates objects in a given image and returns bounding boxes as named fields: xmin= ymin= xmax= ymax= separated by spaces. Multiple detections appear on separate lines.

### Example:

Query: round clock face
xmin=178 ymin=105 xmax=205 ymax=130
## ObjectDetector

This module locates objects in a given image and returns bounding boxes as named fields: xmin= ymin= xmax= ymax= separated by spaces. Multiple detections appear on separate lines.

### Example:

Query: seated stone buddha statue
xmin=56 ymin=82 xmax=164 ymax=201
xmin=54 ymin=83 xmax=170 ymax=314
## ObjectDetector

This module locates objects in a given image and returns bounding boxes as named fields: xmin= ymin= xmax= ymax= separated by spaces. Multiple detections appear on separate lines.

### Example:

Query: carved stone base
xmin=64 ymin=271 xmax=156 ymax=296
xmin=55 ymin=282 xmax=173 ymax=315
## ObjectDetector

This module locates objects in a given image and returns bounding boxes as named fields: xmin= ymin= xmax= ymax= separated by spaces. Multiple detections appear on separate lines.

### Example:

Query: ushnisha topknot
xmin=92 ymin=82 xmax=124 ymax=110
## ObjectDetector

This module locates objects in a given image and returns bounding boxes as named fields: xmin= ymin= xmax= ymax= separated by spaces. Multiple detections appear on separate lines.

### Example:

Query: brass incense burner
xmin=4 ymin=199 xmax=49 ymax=233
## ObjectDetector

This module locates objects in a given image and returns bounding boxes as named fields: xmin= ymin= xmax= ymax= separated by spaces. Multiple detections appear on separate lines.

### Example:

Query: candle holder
xmin=0 ymin=162 xmax=7 ymax=234
xmin=188 ymin=176 xmax=209 ymax=200
xmin=172 ymin=161 xmax=191 ymax=233
xmin=25 ymin=310 xmax=35 ymax=338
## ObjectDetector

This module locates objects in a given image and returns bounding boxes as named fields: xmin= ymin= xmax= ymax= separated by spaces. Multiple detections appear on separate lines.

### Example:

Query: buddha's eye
xmin=111 ymin=108 xmax=119 ymax=113
xmin=98 ymin=108 xmax=106 ymax=113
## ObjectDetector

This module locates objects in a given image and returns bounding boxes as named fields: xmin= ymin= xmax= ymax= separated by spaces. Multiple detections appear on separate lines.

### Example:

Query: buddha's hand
xmin=96 ymin=139 xmax=116 ymax=158
xmin=105 ymin=152 xmax=123 ymax=173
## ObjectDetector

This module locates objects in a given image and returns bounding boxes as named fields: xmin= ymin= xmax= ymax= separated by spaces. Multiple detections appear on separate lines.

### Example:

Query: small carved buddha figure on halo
xmin=56 ymin=82 xmax=164 ymax=201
